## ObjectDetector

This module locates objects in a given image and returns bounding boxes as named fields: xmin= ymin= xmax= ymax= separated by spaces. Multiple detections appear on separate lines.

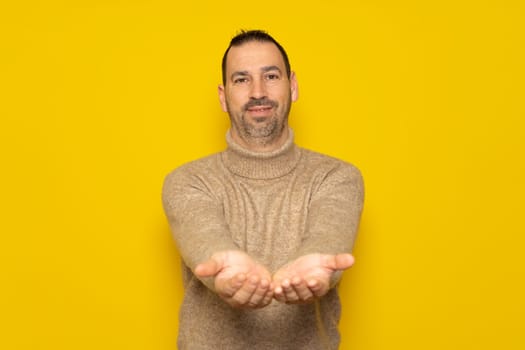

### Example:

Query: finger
xmin=194 ymin=257 xmax=223 ymax=278
xmin=321 ymin=253 xmax=354 ymax=271
xmin=247 ymin=277 xmax=270 ymax=306
xmin=217 ymin=273 xmax=246 ymax=298
xmin=242 ymin=281 xmax=274 ymax=309
xmin=335 ymin=253 xmax=355 ymax=270
xmin=281 ymin=278 xmax=300 ymax=302
xmin=307 ymin=278 xmax=328 ymax=298
xmin=290 ymin=276 xmax=314 ymax=301
xmin=261 ymin=287 xmax=274 ymax=306
xmin=273 ymin=284 xmax=287 ymax=303
xmin=231 ymin=274 xmax=259 ymax=305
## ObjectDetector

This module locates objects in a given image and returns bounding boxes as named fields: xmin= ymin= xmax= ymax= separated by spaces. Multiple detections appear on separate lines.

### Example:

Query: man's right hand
xmin=194 ymin=250 xmax=274 ymax=309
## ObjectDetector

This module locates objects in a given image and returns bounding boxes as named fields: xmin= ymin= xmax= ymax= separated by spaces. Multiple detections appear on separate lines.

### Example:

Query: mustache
xmin=243 ymin=98 xmax=278 ymax=111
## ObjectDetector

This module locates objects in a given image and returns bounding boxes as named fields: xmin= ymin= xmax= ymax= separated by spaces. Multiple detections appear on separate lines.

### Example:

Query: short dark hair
xmin=221 ymin=30 xmax=291 ymax=86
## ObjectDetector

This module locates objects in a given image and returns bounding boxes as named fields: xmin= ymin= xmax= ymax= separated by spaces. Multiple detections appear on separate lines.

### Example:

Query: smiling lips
xmin=248 ymin=106 xmax=272 ymax=112
xmin=247 ymin=105 xmax=273 ymax=117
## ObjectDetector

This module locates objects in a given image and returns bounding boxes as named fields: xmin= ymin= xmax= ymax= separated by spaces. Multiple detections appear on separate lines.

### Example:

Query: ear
xmin=290 ymin=72 xmax=299 ymax=102
xmin=218 ymin=84 xmax=228 ymax=112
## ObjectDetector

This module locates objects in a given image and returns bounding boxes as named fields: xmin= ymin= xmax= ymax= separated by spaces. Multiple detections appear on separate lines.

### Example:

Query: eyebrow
xmin=230 ymin=66 xmax=283 ymax=81
xmin=261 ymin=65 xmax=282 ymax=74
xmin=231 ymin=71 xmax=249 ymax=80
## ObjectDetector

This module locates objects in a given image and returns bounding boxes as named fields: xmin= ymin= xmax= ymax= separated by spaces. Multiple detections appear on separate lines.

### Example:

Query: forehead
xmin=225 ymin=41 xmax=286 ymax=73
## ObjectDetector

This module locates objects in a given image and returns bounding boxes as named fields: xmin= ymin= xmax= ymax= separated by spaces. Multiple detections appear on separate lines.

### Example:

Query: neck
xmin=230 ymin=127 xmax=290 ymax=153
xmin=223 ymin=128 xmax=300 ymax=179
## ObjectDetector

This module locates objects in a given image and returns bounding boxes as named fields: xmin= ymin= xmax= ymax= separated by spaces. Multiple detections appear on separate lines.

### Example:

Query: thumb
xmin=322 ymin=253 xmax=355 ymax=271
xmin=194 ymin=256 xmax=223 ymax=278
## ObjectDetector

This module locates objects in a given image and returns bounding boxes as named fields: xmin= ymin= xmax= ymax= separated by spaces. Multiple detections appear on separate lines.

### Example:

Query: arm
xmin=162 ymin=166 xmax=273 ymax=308
xmin=273 ymin=163 xmax=364 ymax=303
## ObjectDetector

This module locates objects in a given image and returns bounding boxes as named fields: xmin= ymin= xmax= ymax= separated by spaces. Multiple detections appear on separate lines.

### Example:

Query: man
xmin=162 ymin=30 xmax=364 ymax=349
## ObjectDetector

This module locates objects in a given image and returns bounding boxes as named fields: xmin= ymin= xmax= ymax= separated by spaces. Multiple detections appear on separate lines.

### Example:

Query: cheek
xmin=228 ymin=92 xmax=247 ymax=108
xmin=273 ymin=85 xmax=291 ymax=99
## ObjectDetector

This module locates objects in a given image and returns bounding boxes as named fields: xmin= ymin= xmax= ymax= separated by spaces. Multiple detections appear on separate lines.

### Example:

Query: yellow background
xmin=1 ymin=1 xmax=524 ymax=349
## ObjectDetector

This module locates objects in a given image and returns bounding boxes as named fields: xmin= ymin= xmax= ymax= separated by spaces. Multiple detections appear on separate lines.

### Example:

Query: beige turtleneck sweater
xmin=162 ymin=130 xmax=364 ymax=349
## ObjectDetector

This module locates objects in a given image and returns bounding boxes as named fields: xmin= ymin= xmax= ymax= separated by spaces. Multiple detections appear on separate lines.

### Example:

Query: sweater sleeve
xmin=162 ymin=164 xmax=239 ymax=288
xmin=294 ymin=162 xmax=364 ymax=261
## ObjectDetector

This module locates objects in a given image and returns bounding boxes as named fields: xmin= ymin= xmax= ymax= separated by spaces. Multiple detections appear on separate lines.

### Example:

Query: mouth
xmin=246 ymin=105 xmax=273 ymax=117
xmin=247 ymin=106 xmax=273 ymax=112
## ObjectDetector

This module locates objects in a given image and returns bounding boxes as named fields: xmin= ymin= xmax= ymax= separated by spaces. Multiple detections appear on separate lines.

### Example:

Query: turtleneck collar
xmin=221 ymin=129 xmax=302 ymax=180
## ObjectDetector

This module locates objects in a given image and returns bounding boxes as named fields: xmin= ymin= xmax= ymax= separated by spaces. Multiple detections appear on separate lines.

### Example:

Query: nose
xmin=250 ymin=77 xmax=267 ymax=99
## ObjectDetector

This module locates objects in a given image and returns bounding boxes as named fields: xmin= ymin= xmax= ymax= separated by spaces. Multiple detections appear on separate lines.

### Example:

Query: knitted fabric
xmin=162 ymin=130 xmax=364 ymax=349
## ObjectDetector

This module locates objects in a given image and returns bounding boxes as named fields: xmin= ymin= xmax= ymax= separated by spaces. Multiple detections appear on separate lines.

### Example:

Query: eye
xmin=233 ymin=77 xmax=249 ymax=84
xmin=265 ymin=73 xmax=280 ymax=80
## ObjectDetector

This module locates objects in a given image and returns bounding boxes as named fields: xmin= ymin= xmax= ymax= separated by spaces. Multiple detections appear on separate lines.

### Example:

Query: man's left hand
xmin=272 ymin=253 xmax=354 ymax=304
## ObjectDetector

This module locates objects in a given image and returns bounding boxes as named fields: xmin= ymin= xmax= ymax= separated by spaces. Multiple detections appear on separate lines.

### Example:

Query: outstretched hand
xmin=272 ymin=253 xmax=354 ymax=304
xmin=194 ymin=250 xmax=273 ymax=309
xmin=195 ymin=251 xmax=354 ymax=308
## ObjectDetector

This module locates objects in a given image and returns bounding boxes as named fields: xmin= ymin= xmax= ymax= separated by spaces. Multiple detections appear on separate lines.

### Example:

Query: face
xmin=218 ymin=41 xmax=298 ymax=151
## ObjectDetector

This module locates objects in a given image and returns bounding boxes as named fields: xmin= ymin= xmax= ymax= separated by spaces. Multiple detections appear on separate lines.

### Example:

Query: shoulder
xmin=162 ymin=152 xmax=226 ymax=193
xmin=298 ymin=148 xmax=364 ymax=205
xmin=299 ymin=147 xmax=363 ymax=182
xmin=162 ymin=153 xmax=228 ymax=210
xmin=165 ymin=153 xmax=221 ymax=180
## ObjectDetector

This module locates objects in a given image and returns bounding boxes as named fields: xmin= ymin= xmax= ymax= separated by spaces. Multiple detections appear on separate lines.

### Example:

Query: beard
xmin=241 ymin=114 xmax=281 ymax=138
xmin=228 ymin=96 xmax=291 ymax=146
